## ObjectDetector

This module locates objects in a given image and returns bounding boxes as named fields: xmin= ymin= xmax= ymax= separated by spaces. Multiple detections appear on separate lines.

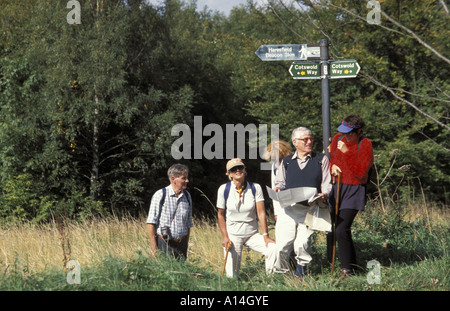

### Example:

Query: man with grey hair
xmin=273 ymin=127 xmax=332 ymax=279
xmin=147 ymin=164 xmax=193 ymax=260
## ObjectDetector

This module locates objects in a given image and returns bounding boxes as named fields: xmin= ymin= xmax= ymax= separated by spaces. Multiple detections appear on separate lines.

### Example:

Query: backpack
xmin=158 ymin=187 xmax=192 ymax=223
xmin=159 ymin=187 xmax=192 ymax=207
xmin=223 ymin=181 xmax=256 ymax=204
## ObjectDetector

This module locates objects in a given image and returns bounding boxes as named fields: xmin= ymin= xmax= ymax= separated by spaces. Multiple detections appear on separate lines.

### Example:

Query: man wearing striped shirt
xmin=147 ymin=164 xmax=193 ymax=260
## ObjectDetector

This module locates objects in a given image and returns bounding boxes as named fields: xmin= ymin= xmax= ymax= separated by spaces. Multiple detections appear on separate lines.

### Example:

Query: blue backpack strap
xmin=224 ymin=182 xmax=256 ymax=204
xmin=334 ymin=134 xmax=362 ymax=158
xmin=337 ymin=134 xmax=364 ymax=151
xmin=182 ymin=189 xmax=192 ymax=208
xmin=332 ymin=135 xmax=345 ymax=158
xmin=249 ymin=182 xmax=256 ymax=197
xmin=161 ymin=187 xmax=191 ymax=208
xmin=160 ymin=187 xmax=166 ymax=208
xmin=155 ymin=187 xmax=167 ymax=226
xmin=224 ymin=182 xmax=231 ymax=203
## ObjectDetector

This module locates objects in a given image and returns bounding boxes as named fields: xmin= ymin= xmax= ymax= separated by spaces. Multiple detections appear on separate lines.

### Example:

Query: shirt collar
xmin=168 ymin=185 xmax=183 ymax=197
xmin=292 ymin=151 xmax=312 ymax=161
xmin=232 ymin=181 xmax=249 ymax=191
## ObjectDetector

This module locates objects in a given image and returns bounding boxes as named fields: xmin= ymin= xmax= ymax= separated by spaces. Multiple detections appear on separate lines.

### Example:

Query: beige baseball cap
xmin=226 ymin=158 xmax=245 ymax=172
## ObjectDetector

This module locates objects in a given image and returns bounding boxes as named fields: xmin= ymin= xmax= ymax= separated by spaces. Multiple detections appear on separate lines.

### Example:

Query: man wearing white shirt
xmin=273 ymin=127 xmax=332 ymax=278
xmin=147 ymin=164 xmax=193 ymax=260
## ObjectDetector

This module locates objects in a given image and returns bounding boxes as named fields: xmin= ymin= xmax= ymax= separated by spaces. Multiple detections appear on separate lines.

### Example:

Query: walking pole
xmin=221 ymin=242 xmax=232 ymax=276
xmin=331 ymin=172 xmax=341 ymax=276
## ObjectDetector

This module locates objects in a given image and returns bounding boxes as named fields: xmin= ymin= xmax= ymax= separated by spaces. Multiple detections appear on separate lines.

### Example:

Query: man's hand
xmin=222 ymin=237 xmax=232 ymax=249
xmin=147 ymin=223 xmax=158 ymax=257
xmin=263 ymin=235 xmax=275 ymax=247
xmin=316 ymin=193 xmax=328 ymax=203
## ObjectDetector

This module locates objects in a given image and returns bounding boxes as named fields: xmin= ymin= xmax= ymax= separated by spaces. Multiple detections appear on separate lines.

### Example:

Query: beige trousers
xmin=274 ymin=204 xmax=315 ymax=272
xmin=223 ymin=232 xmax=277 ymax=278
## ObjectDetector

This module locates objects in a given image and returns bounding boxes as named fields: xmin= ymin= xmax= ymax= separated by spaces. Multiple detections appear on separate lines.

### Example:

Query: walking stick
xmin=221 ymin=242 xmax=232 ymax=276
xmin=331 ymin=172 xmax=341 ymax=276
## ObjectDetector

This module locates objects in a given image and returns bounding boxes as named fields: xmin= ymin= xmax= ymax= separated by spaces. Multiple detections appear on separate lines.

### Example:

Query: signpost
xmin=255 ymin=39 xmax=360 ymax=157
xmin=320 ymin=39 xmax=331 ymax=157
xmin=289 ymin=62 xmax=321 ymax=79
xmin=330 ymin=60 xmax=360 ymax=78
xmin=255 ymin=44 xmax=320 ymax=61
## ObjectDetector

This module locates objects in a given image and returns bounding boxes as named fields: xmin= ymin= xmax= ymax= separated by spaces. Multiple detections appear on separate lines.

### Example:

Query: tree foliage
xmin=0 ymin=0 xmax=448 ymax=221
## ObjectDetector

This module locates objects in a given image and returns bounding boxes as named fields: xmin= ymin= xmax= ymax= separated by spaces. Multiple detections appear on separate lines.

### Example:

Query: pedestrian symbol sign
xmin=255 ymin=44 xmax=320 ymax=61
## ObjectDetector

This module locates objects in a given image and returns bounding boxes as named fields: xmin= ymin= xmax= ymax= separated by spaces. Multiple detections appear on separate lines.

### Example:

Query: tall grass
xmin=0 ymin=216 xmax=149 ymax=274
xmin=0 ymin=199 xmax=448 ymax=291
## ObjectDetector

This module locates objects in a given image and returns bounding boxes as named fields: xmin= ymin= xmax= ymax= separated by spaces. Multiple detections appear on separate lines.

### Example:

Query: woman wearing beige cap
xmin=217 ymin=158 xmax=277 ymax=278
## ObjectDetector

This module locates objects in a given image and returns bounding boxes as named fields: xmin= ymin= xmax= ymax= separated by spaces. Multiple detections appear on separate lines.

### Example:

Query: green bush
xmin=0 ymin=174 xmax=105 ymax=222
xmin=353 ymin=203 xmax=448 ymax=266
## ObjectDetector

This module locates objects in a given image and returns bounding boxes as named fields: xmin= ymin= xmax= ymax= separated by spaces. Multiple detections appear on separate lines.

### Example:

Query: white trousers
xmin=224 ymin=232 xmax=277 ymax=278
xmin=274 ymin=205 xmax=315 ymax=272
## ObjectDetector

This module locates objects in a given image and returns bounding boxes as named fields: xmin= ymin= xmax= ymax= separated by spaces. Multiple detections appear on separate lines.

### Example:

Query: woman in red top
xmin=328 ymin=114 xmax=373 ymax=279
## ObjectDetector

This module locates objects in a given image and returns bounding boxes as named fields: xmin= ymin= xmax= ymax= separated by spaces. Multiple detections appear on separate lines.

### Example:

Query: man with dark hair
xmin=146 ymin=164 xmax=192 ymax=260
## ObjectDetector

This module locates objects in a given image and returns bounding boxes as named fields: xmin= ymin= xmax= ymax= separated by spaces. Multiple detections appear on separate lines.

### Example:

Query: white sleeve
xmin=254 ymin=183 xmax=264 ymax=202
xmin=216 ymin=184 xmax=226 ymax=210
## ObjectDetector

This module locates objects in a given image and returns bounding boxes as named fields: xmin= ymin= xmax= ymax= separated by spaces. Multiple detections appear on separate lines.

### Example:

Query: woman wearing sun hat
xmin=328 ymin=114 xmax=374 ymax=279
xmin=217 ymin=158 xmax=277 ymax=278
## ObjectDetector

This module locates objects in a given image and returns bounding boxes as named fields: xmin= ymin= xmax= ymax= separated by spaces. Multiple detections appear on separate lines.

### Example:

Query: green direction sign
xmin=329 ymin=59 xmax=360 ymax=78
xmin=289 ymin=62 xmax=321 ymax=79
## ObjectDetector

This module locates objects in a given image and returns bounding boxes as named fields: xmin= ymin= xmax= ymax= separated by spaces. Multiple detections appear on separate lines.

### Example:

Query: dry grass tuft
xmin=0 ymin=204 xmax=447 ymax=278
xmin=0 ymin=217 xmax=149 ymax=275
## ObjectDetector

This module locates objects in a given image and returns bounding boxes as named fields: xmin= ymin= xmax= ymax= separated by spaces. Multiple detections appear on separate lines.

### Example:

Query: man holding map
xmin=272 ymin=127 xmax=332 ymax=279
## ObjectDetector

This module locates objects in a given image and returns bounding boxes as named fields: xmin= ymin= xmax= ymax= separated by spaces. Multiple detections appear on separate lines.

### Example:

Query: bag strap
xmin=160 ymin=187 xmax=191 ymax=225
xmin=224 ymin=182 xmax=256 ymax=204
xmin=333 ymin=134 xmax=365 ymax=157
xmin=224 ymin=182 xmax=231 ymax=203
xmin=159 ymin=187 xmax=167 ymax=207
xmin=282 ymin=152 xmax=295 ymax=171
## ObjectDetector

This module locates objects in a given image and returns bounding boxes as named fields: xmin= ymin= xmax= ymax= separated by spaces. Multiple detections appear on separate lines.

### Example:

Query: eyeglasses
xmin=229 ymin=165 xmax=245 ymax=173
xmin=295 ymin=137 xmax=314 ymax=143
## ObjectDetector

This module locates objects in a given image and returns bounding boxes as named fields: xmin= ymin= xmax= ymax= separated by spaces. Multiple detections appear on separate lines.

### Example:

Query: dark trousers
xmin=327 ymin=209 xmax=358 ymax=271
xmin=157 ymin=236 xmax=188 ymax=260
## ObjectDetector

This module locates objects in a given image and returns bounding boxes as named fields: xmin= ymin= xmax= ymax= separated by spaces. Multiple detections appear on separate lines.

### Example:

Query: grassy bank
xmin=0 ymin=202 xmax=448 ymax=291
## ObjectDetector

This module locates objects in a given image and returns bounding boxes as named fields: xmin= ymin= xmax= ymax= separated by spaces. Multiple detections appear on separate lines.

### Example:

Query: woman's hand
xmin=331 ymin=164 xmax=342 ymax=176
xmin=337 ymin=140 xmax=349 ymax=153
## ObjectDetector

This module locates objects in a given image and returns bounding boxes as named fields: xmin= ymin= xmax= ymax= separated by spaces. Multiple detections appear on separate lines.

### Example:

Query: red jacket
xmin=329 ymin=133 xmax=374 ymax=185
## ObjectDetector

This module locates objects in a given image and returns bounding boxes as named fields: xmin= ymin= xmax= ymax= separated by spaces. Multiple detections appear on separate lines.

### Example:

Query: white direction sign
xmin=289 ymin=62 xmax=321 ymax=79
xmin=255 ymin=44 xmax=320 ymax=61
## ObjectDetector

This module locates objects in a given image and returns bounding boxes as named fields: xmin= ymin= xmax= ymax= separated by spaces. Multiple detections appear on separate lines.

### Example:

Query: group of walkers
xmin=146 ymin=114 xmax=374 ymax=280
